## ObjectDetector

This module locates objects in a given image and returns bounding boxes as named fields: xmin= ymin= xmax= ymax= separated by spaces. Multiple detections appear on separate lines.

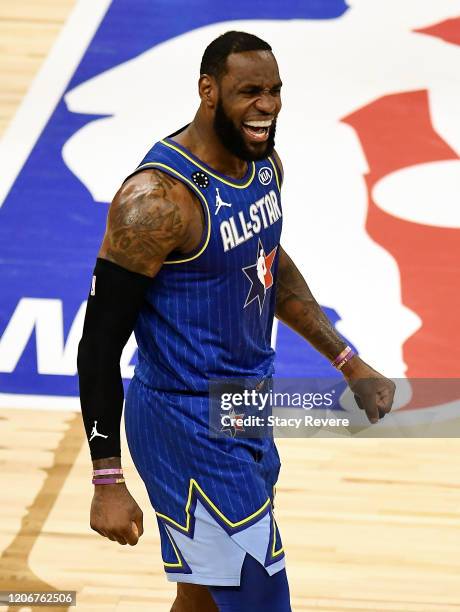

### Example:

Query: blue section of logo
xmin=71 ymin=0 xmax=349 ymax=88
xmin=0 ymin=0 xmax=349 ymax=398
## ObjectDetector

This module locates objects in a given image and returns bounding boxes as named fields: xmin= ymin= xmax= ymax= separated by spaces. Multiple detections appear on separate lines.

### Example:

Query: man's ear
xmin=198 ymin=74 xmax=217 ymax=108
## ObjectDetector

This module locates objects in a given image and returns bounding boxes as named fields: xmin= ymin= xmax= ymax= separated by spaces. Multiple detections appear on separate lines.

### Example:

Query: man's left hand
xmin=340 ymin=356 xmax=396 ymax=424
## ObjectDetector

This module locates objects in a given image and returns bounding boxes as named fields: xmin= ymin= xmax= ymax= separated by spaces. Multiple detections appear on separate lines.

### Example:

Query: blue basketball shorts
xmin=124 ymin=375 xmax=285 ymax=586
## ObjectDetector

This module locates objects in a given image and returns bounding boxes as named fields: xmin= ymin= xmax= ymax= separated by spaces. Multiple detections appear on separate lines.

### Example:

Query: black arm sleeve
xmin=77 ymin=257 xmax=152 ymax=460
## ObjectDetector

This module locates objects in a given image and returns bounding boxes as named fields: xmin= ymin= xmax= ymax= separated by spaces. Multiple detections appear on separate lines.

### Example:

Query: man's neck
xmin=172 ymin=112 xmax=248 ymax=180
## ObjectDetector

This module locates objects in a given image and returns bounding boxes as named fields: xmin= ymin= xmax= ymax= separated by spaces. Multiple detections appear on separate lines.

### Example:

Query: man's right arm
xmin=77 ymin=169 xmax=200 ymax=545
xmin=99 ymin=169 xmax=193 ymax=275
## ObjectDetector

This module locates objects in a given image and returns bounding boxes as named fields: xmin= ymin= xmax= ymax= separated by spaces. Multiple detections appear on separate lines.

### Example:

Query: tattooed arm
xmin=78 ymin=169 xmax=203 ymax=547
xmin=276 ymin=247 xmax=395 ymax=423
xmin=99 ymin=168 xmax=204 ymax=273
xmin=273 ymin=151 xmax=395 ymax=423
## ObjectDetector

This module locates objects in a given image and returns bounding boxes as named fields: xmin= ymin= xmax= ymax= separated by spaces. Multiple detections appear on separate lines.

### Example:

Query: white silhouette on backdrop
xmin=63 ymin=0 xmax=460 ymax=401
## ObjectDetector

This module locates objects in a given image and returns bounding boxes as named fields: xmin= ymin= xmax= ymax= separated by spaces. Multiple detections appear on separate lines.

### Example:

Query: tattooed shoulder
xmin=99 ymin=169 xmax=196 ymax=276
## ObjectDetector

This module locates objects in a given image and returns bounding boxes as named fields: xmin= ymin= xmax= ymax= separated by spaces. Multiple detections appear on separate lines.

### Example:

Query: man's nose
xmin=254 ymin=90 xmax=278 ymax=114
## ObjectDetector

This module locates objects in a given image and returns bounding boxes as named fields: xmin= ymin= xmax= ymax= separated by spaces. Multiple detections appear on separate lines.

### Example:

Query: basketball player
xmin=78 ymin=31 xmax=395 ymax=611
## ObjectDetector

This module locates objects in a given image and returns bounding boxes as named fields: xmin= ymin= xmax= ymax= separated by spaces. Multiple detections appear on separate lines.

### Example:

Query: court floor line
xmin=0 ymin=0 xmax=111 ymax=208
xmin=0 ymin=412 xmax=85 ymax=612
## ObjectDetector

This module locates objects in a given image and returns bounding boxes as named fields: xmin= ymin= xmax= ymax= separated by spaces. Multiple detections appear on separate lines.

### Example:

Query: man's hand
xmin=341 ymin=356 xmax=396 ymax=424
xmin=90 ymin=483 xmax=144 ymax=546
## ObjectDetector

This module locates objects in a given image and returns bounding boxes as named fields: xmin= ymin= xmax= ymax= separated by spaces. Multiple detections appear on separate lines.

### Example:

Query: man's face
xmin=212 ymin=50 xmax=282 ymax=161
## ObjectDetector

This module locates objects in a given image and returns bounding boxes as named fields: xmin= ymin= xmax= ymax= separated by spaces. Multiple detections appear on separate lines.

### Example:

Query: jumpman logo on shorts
xmin=215 ymin=188 xmax=232 ymax=215
xmin=89 ymin=420 xmax=108 ymax=441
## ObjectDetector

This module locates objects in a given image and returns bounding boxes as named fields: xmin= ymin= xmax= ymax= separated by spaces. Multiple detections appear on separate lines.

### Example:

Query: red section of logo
xmin=415 ymin=17 xmax=460 ymax=47
xmin=343 ymin=90 xmax=460 ymax=407
xmin=263 ymin=247 xmax=277 ymax=289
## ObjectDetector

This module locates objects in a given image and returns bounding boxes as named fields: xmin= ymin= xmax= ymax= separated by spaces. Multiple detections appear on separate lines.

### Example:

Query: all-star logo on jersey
xmin=243 ymin=239 xmax=278 ymax=314
xmin=220 ymin=407 xmax=245 ymax=437
xmin=220 ymin=189 xmax=282 ymax=252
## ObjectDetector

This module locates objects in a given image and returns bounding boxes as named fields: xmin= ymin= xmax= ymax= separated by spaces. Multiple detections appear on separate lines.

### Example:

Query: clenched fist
xmin=341 ymin=356 xmax=396 ymax=423
xmin=90 ymin=483 xmax=144 ymax=546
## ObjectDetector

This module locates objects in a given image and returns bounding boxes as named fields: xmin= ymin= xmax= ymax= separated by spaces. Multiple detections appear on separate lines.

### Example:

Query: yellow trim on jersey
xmin=161 ymin=139 xmax=256 ymax=188
xmin=156 ymin=478 xmax=271 ymax=534
xmin=267 ymin=156 xmax=281 ymax=192
xmin=134 ymin=161 xmax=211 ymax=264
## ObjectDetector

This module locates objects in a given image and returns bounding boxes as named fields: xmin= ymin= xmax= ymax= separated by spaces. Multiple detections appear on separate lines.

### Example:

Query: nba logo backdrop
xmin=1 ymin=0 xmax=460 ymax=421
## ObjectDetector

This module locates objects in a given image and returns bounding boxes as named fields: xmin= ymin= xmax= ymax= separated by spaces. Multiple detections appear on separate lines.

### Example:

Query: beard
xmin=213 ymin=97 xmax=276 ymax=162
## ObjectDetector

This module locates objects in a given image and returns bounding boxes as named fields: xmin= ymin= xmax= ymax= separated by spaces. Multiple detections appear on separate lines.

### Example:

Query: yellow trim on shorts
xmin=159 ymin=479 xmax=281 ymax=569
xmin=160 ymin=139 xmax=256 ymax=188
xmin=163 ymin=527 xmax=185 ymax=568
xmin=271 ymin=485 xmax=284 ymax=557
xmin=271 ymin=513 xmax=284 ymax=557
xmin=267 ymin=156 xmax=281 ymax=192
xmin=157 ymin=478 xmax=271 ymax=534
xmin=134 ymin=161 xmax=211 ymax=264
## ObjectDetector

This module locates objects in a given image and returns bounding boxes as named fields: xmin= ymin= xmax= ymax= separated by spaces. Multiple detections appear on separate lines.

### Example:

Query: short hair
xmin=200 ymin=31 xmax=272 ymax=80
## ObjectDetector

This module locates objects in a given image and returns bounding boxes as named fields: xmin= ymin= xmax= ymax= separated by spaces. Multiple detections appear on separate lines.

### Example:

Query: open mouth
xmin=242 ymin=120 xmax=272 ymax=143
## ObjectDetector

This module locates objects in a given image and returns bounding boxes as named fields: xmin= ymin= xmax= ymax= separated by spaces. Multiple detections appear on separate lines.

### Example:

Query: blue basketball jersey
xmin=130 ymin=133 xmax=283 ymax=393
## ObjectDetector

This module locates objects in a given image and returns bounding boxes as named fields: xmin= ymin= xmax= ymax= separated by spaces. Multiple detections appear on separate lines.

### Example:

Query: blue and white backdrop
xmin=1 ymin=0 xmax=460 ymax=422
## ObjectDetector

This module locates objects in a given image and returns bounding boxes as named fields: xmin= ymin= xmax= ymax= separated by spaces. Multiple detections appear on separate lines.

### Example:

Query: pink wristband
xmin=93 ymin=468 xmax=123 ymax=476
xmin=331 ymin=346 xmax=356 ymax=370
xmin=92 ymin=477 xmax=125 ymax=485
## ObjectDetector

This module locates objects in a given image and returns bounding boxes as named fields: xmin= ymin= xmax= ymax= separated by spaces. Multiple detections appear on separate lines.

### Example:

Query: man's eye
xmin=241 ymin=87 xmax=281 ymax=96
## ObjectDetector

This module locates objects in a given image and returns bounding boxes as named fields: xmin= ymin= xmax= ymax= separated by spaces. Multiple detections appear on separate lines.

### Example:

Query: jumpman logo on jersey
xmin=215 ymin=188 xmax=232 ymax=215
xmin=89 ymin=420 xmax=108 ymax=441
